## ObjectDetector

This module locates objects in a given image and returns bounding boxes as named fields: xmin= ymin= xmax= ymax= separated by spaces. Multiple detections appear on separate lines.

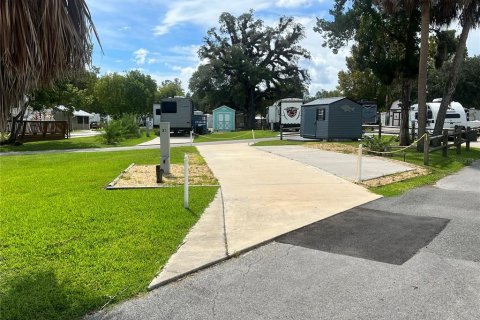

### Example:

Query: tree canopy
xmin=155 ymin=79 xmax=185 ymax=102
xmin=94 ymin=70 xmax=157 ymax=117
xmin=189 ymin=11 xmax=310 ymax=128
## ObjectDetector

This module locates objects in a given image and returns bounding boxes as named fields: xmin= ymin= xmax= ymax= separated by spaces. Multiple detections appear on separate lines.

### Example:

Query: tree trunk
xmin=399 ymin=79 xmax=412 ymax=146
xmin=4 ymin=99 xmax=29 ymax=145
xmin=433 ymin=4 xmax=473 ymax=136
xmin=246 ymin=88 xmax=256 ymax=129
xmin=417 ymin=0 xmax=430 ymax=151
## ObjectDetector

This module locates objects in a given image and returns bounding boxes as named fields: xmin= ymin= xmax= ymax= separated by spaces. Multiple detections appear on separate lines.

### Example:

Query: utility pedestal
xmin=160 ymin=122 xmax=170 ymax=174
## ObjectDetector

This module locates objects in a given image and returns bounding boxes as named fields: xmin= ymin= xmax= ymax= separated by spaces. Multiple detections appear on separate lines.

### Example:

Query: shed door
xmin=302 ymin=108 xmax=317 ymax=137
xmin=218 ymin=113 xmax=231 ymax=130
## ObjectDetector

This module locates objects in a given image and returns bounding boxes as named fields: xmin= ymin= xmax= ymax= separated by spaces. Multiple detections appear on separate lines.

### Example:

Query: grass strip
xmin=0 ymin=147 xmax=217 ymax=320
xmin=194 ymin=130 xmax=277 ymax=143
xmin=0 ymin=130 xmax=157 ymax=153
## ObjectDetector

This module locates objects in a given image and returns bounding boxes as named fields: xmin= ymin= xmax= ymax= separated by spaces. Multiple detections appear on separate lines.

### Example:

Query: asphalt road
xmin=88 ymin=161 xmax=480 ymax=320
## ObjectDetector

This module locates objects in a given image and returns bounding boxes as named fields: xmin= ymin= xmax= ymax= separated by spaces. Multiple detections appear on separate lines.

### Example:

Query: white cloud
xmin=276 ymin=0 xmax=310 ymax=8
xmin=133 ymin=48 xmax=149 ymax=65
xmin=152 ymin=0 xmax=273 ymax=36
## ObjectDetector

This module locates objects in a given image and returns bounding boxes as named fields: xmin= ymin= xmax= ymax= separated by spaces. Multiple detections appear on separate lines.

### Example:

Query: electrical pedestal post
xmin=160 ymin=122 xmax=170 ymax=174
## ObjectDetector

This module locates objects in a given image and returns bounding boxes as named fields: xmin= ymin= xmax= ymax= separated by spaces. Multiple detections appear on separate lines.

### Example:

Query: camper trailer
xmin=267 ymin=98 xmax=303 ymax=130
xmin=409 ymin=99 xmax=480 ymax=131
xmin=153 ymin=97 xmax=194 ymax=134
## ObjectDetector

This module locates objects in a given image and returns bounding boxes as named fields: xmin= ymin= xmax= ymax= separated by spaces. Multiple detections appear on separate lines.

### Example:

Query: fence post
xmin=466 ymin=127 xmax=470 ymax=151
xmin=280 ymin=124 xmax=283 ymax=141
xmin=378 ymin=122 xmax=382 ymax=139
xmin=356 ymin=144 xmax=363 ymax=183
xmin=442 ymin=129 xmax=448 ymax=157
xmin=423 ymin=133 xmax=430 ymax=166
xmin=184 ymin=153 xmax=189 ymax=208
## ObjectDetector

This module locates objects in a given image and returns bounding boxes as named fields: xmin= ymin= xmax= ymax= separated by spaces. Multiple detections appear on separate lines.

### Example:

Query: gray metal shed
xmin=300 ymin=97 xmax=362 ymax=140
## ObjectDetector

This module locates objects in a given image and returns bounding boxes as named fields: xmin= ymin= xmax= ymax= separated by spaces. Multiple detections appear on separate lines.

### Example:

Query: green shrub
xmin=363 ymin=135 xmax=396 ymax=153
xmin=101 ymin=120 xmax=124 ymax=144
xmin=118 ymin=114 xmax=141 ymax=139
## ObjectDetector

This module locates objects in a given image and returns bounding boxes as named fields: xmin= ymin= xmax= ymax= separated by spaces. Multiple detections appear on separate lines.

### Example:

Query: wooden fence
xmin=423 ymin=127 xmax=477 ymax=165
xmin=16 ymin=121 xmax=69 ymax=143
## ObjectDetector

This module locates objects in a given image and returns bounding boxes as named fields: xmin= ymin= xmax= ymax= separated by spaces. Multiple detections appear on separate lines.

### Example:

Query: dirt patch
xmin=361 ymin=166 xmax=429 ymax=188
xmin=304 ymin=142 xmax=359 ymax=154
xmin=304 ymin=142 xmax=429 ymax=187
xmin=111 ymin=153 xmax=217 ymax=188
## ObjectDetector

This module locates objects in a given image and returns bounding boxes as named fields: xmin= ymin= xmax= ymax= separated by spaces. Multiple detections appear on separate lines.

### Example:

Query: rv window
xmin=316 ymin=109 xmax=325 ymax=121
xmin=155 ymin=109 xmax=161 ymax=115
xmin=161 ymin=101 xmax=177 ymax=113
xmin=414 ymin=111 xmax=433 ymax=119
xmin=446 ymin=113 xmax=460 ymax=119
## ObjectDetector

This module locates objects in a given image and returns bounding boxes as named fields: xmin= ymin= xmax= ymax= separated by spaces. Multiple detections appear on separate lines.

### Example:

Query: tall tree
xmin=30 ymin=67 xmax=99 ymax=113
xmin=0 ymin=0 xmax=99 ymax=143
xmin=94 ymin=71 xmax=156 ymax=117
xmin=192 ymin=11 xmax=310 ymax=128
xmin=155 ymin=79 xmax=185 ymax=102
xmin=433 ymin=0 xmax=480 ymax=135
xmin=315 ymin=1 xmax=421 ymax=145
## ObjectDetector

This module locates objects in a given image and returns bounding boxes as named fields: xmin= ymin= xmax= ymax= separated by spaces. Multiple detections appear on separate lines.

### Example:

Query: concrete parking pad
xmin=148 ymin=143 xmax=380 ymax=289
xmin=257 ymin=145 xmax=413 ymax=181
xmin=277 ymin=207 xmax=449 ymax=265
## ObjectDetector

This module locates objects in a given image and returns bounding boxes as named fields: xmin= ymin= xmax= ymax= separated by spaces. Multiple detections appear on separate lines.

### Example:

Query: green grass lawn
xmin=253 ymin=139 xmax=480 ymax=196
xmin=0 ymin=130 xmax=157 ymax=153
xmin=194 ymin=129 xmax=277 ymax=143
xmin=0 ymin=147 xmax=217 ymax=320
xmin=371 ymin=146 xmax=480 ymax=196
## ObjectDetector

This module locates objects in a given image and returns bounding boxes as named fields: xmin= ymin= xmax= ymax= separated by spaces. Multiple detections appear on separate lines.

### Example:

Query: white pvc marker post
xmin=356 ymin=144 xmax=363 ymax=183
xmin=252 ymin=129 xmax=256 ymax=144
xmin=184 ymin=153 xmax=189 ymax=208
xmin=190 ymin=130 xmax=193 ymax=146
xmin=160 ymin=122 xmax=170 ymax=174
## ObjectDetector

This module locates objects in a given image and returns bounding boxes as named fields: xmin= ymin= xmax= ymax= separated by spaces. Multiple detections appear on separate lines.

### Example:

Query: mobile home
xmin=153 ymin=97 xmax=194 ymax=134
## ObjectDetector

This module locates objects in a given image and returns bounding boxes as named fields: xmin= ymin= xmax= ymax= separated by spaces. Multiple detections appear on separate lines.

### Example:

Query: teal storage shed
xmin=213 ymin=106 xmax=236 ymax=131
xmin=300 ymin=97 xmax=362 ymax=140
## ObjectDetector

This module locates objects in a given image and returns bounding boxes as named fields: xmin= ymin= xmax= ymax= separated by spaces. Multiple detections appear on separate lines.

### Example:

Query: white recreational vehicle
xmin=267 ymin=98 xmax=303 ymax=130
xmin=409 ymin=99 xmax=480 ymax=131
xmin=153 ymin=97 xmax=194 ymax=134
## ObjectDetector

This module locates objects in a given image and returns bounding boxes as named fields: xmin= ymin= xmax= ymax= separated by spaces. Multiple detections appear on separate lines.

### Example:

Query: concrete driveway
xmin=88 ymin=160 xmax=480 ymax=320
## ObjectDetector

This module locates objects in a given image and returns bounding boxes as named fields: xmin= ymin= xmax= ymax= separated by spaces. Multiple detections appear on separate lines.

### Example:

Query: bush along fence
xmin=360 ymin=127 xmax=477 ymax=171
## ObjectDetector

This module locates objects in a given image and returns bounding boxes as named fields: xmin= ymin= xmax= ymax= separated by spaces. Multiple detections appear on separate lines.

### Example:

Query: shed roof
xmin=303 ymin=97 xmax=353 ymax=106
xmin=213 ymin=105 xmax=235 ymax=112
xmin=73 ymin=109 xmax=93 ymax=117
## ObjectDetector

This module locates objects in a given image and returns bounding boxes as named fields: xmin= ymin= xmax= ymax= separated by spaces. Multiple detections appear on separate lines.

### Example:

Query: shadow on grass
xmin=0 ymin=270 xmax=101 ymax=320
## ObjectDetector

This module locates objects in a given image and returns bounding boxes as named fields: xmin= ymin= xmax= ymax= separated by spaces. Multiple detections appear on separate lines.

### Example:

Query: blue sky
xmin=86 ymin=0 xmax=480 ymax=96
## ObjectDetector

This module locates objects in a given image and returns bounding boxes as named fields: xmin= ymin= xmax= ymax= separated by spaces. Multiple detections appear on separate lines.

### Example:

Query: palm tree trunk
xmin=433 ymin=2 xmax=473 ymax=136
xmin=417 ymin=0 xmax=430 ymax=150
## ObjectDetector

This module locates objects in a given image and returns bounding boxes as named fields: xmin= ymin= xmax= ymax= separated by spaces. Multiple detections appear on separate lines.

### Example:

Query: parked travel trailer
xmin=409 ymin=99 xmax=480 ymax=131
xmin=267 ymin=98 xmax=303 ymax=130
xmin=152 ymin=97 xmax=194 ymax=134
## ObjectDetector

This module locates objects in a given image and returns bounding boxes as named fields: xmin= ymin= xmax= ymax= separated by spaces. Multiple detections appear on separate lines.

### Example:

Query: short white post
xmin=190 ymin=130 xmax=193 ymax=146
xmin=252 ymin=129 xmax=256 ymax=144
xmin=356 ymin=144 xmax=363 ymax=183
xmin=184 ymin=153 xmax=189 ymax=208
